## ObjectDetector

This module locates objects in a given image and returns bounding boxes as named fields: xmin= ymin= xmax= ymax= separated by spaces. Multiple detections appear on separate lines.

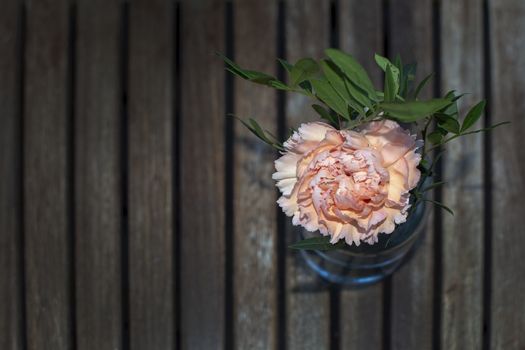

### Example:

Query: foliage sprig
xmin=219 ymin=49 xmax=508 ymax=249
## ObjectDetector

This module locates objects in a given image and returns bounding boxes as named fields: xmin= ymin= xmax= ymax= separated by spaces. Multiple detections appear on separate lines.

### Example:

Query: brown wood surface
xmin=75 ymin=0 xmax=122 ymax=349
xmin=285 ymin=1 xmax=331 ymax=349
xmin=388 ymin=1 xmax=436 ymax=349
xmin=340 ymin=0 xmax=384 ymax=81
xmin=23 ymin=0 xmax=72 ymax=349
xmin=180 ymin=0 xmax=226 ymax=349
xmin=233 ymin=1 xmax=278 ymax=349
xmin=127 ymin=0 xmax=174 ymax=348
xmin=0 ymin=1 xmax=23 ymax=349
xmin=338 ymin=1 xmax=385 ymax=349
xmin=440 ymin=0 xmax=484 ymax=349
xmin=489 ymin=0 xmax=525 ymax=348
xmin=1 ymin=1 xmax=525 ymax=348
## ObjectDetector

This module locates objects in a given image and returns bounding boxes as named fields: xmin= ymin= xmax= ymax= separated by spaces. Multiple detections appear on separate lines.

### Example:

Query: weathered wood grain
xmin=340 ymin=0 xmax=384 ymax=86
xmin=285 ymin=1 xmax=331 ymax=349
xmin=6 ymin=1 xmax=525 ymax=349
xmin=489 ymin=1 xmax=525 ymax=348
xmin=128 ymin=0 xmax=174 ymax=348
xmin=180 ymin=0 xmax=225 ymax=349
xmin=233 ymin=1 xmax=278 ymax=349
xmin=440 ymin=0 xmax=484 ymax=349
xmin=24 ymin=0 xmax=72 ymax=349
xmin=75 ymin=0 xmax=122 ymax=349
xmin=0 ymin=1 xmax=23 ymax=349
xmin=338 ymin=1 xmax=385 ymax=349
xmin=388 ymin=1 xmax=436 ymax=349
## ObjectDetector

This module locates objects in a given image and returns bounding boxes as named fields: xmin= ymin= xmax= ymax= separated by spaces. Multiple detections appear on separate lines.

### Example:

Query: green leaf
xmin=312 ymin=104 xmax=338 ymax=125
xmin=422 ymin=199 xmax=454 ymax=216
xmin=311 ymin=79 xmax=351 ymax=119
xmin=268 ymin=80 xmax=291 ymax=90
xmin=290 ymin=58 xmax=319 ymax=86
xmin=221 ymin=53 xmax=284 ymax=86
xmin=375 ymin=54 xmax=400 ymax=83
xmin=427 ymin=130 xmax=444 ymax=144
xmin=400 ymin=63 xmax=417 ymax=98
xmin=224 ymin=66 xmax=251 ymax=80
xmin=436 ymin=114 xmax=461 ymax=134
xmin=278 ymin=58 xmax=315 ymax=93
xmin=264 ymin=128 xmax=280 ymax=142
xmin=450 ymin=92 xmax=469 ymax=103
xmin=245 ymin=70 xmax=278 ymax=84
xmin=419 ymin=158 xmax=429 ymax=169
xmin=393 ymin=54 xmax=402 ymax=71
xmin=320 ymin=60 xmax=365 ymax=115
xmin=459 ymin=121 xmax=510 ymax=136
xmin=289 ymin=236 xmax=345 ymax=251
xmin=248 ymin=118 xmax=272 ymax=141
xmin=384 ymin=64 xmax=398 ymax=102
xmin=414 ymin=73 xmax=433 ymax=99
xmin=441 ymin=90 xmax=466 ymax=118
xmin=380 ymin=98 xmax=453 ymax=122
xmin=232 ymin=115 xmax=284 ymax=151
xmin=325 ymin=48 xmax=378 ymax=101
xmin=219 ymin=52 xmax=294 ymax=92
xmin=277 ymin=58 xmax=293 ymax=72
xmin=321 ymin=59 xmax=372 ymax=111
xmin=345 ymin=79 xmax=373 ymax=110
xmin=461 ymin=100 xmax=486 ymax=132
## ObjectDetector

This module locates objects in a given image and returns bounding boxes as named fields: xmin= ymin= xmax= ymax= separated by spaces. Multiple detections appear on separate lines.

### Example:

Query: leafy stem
xmin=422 ymin=121 xmax=510 ymax=158
xmin=220 ymin=50 xmax=510 ymax=245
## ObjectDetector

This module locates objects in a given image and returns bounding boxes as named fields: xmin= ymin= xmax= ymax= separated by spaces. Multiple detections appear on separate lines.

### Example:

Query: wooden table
xmin=1 ymin=0 xmax=524 ymax=349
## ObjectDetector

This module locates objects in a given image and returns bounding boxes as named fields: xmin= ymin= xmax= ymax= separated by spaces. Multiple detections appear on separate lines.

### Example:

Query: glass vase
xmin=299 ymin=200 xmax=429 ymax=286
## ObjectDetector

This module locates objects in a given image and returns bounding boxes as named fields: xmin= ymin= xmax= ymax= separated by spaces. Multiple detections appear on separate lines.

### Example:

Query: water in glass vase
xmin=299 ymin=200 xmax=429 ymax=286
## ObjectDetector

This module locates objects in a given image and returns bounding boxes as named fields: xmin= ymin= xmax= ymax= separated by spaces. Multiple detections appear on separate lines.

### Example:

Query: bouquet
xmin=220 ymin=49 xmax=507 ymax=251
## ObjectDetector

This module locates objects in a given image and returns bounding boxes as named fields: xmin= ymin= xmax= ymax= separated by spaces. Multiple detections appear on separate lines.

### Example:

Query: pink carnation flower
xmin=273 ymin=120 xmax=422 ymax=246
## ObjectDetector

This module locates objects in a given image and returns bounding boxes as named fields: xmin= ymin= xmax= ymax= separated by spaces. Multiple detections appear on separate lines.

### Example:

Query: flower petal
xmin=284 ymin=122 xmax=335 ymax=154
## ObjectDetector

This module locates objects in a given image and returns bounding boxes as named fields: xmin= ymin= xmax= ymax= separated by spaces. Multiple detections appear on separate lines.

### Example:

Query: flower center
xmin=308 ymin=149 xmax=389 ymax=214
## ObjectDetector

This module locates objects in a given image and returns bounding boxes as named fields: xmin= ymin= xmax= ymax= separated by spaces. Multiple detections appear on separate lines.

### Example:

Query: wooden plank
xmin=338 ymin=1 xmax=385 ymax=349
xmin=128 ymin=0 xmax=174 ymax=348
xmin=0 ymin=1 xmax=23 ymax=349
xmin=24 ymin=0 xmax=72 ymax=349
xmin=179 ymin=0 xmax=225 ymax=348
xmin=75 ymin=0 xmax=122 ymax=349
xmin=340 ymin=0 xmax=384 ymax=86
xmin=440 ymin=0 xmax=484 ymax=349
xmin=489 ymin=1 xmax=525 ymax=348
xmin=233 ymin=1 xmax=278 ymax=349
xmin=285 ymin=1 xmax=331 ymax=349
xmin=388 ymin=1 xmax=435 ymax=349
